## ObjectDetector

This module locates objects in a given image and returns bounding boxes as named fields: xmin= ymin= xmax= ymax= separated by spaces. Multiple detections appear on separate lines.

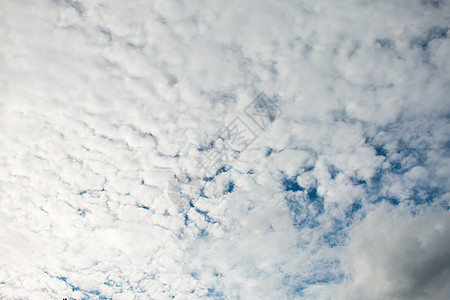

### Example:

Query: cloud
xmin=339 ymin=205 xmax=450 ymax=300
xmin=0 ymin=0 xmax=449 ymax=298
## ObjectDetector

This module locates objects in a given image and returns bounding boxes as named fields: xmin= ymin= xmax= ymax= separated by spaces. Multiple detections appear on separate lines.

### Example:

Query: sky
xmin=0 ymin=0 xmax=449 ymax=299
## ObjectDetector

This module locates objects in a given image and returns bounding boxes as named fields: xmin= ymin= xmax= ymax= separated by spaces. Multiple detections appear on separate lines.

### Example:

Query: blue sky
xmin=0 ymin=0 xmax=449 ymax=299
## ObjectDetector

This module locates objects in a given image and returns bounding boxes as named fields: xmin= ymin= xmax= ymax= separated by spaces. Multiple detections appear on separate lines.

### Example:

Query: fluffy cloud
xmin=339 ymin=205 xmax=450 ymax=300
xmin=0 ymin=0 xmax=449 ymax=299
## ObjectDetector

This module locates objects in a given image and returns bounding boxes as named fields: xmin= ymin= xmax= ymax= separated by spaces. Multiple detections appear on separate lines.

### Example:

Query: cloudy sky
xmin=1 ymin=0 xmax=449 ymax=299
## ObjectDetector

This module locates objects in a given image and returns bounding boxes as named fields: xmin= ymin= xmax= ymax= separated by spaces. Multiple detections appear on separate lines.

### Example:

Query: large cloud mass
xmin=339 ymin=205 xmax=450 ymax=300
xmin=1 ymin=0 xmax=449 ymax=299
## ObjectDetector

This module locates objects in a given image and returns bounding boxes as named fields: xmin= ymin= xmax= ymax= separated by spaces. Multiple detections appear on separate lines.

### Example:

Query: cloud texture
xmin=1 ymin=0 xmax=449 ymax=299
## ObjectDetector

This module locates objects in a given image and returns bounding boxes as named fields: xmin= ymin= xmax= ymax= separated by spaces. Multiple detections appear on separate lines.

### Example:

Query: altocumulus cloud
xmin=0 ymin=0 xmax=449 ymax=299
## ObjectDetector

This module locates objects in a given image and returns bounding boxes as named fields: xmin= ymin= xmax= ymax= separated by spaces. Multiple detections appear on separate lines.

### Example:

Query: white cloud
xmin=1 ymin=0 xmax=449 ymax=298
xmin=339 ymin=205 xmax=450 ymax=300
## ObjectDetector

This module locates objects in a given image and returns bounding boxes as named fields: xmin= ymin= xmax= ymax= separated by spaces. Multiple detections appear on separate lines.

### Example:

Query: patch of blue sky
xmin=265 ymin=147 xmax=274 ymax=157
xmin=409 ymin=186 xmax=445 ymax=205
xmin=370 ymin=167 xmax=444 ymax=206
xmin=197 ymin=140 xmax=215 ymax=152
xmin=282 ymin=174 xmax=303 ymax=193
xmin=285 ymin=189 xmax=324 ymax=230
xmin=197 ymin=228 xmax=209 ymax=238
xmin=194 ymin=206 xmax=220 ymax=225
xmin=283 ymin=264 xmax=344 ymax=297
xmin=327 ymin=165 xmax=340 ymax=180
xmin=206 ymin=288 xmax=225 ymax=299
xmin=137 ymin=203 xmax=150 ymax=210
xmin=224 ymin=181 xmax=235 ymax=194
xmin=323 ymin=219 xmax=349 ymax=248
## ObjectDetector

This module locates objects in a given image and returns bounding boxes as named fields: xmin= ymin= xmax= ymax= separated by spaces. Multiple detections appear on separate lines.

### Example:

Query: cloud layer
xmin=1 ymin=0 xmax=449 ymax=299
